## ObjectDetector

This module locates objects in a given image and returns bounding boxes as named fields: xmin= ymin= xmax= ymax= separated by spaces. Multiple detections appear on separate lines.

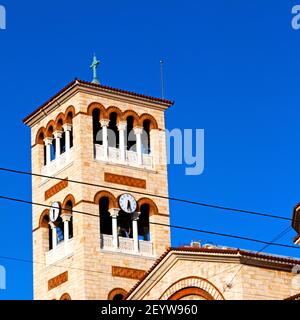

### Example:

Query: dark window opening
xmin=142 ymin=120 xmax=151 ymax=154
xmin=99 ymin=197 xmax=112 ymax=235
xmin=108 ymin=113 xmax=119 ymax=148
xmin=138 ymin=204 xmax=150 ymax=241
xmin=126 ymin=116 xmax=136 ymax=151
xmin=118 ymin=211 xmax=132 ymax=238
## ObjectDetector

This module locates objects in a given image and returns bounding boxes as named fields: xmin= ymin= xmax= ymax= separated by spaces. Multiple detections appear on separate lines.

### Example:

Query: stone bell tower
xmin=23 ymin=60 xmax=174 ymax=300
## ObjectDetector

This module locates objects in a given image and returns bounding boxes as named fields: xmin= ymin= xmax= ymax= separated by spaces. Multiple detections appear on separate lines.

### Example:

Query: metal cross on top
xmin=90 ymin=54 xmax=100 ymax=84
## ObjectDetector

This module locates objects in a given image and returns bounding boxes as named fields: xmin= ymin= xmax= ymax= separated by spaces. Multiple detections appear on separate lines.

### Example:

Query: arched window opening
xmin=126 ymin=116 xmax=136 ymax=151
xmin=108 ymin=288 xmax=127 ymax=301
xmin=142 ymin=120 xmax=151 ymax=154
xmin=61 ymin=131 xmax=66 ymax=154
xmin=60 ymin=293 xmax=71 ymax=300
xmin=64 ymin=200 xmax=73 ymax=239
xmin=92 ymin=109 xmax=102 ymax=144
xmin=56 ymin=216 xmax=64 ymax=244
xmin=118 ymin=211 xmax=132 ymax=238
xmin=113 ymin=294 xmax=124 ymax=301
xmin=139 ymin=204 xmax=150 ymax=241
xmin=48 ymin=126 xmax=55 ymax=161
xmin=66 ymin=112 xmax=74 ymax=148
xmin=108 ymin=112 xmax=119 ymax=148
xmin=57 ymin=119 xmax=65 ymax=154
xmin=99 ymin=197 xmax=112 ymax=235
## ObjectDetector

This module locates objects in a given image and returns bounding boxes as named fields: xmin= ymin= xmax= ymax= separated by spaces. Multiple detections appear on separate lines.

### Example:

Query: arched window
xmin=126 ymin=116 xmax=136 ymax=151
xmin=57 ymin=119 xmax=65 ymax=154
xmin=92 ymin=109 xmax=102 ymax=144
xmin=139 ymin=204 xmax=150 ymax=241
xmin=108 ymin=288 xmax=127 ymax=301
xmin=142 ymin=119 xmax=151 ymax=154
xmin=66 ymin=111 xmax=74 ymax=148
xmin=118 ymin=211 xmax=132 ymax=238
xmin=47 ymin=126 xmax=55 ymax=161
xmin=56 ymin=216 xmax=64 ymax=244
xmin=99 ymin=197 xmax=112 ymax=235
xmin=64 ymin=200 xmax=73 ymax=239
xmin=108 ymin=112 xmax=119 ymax=148
xmin=60 ymin=293 xmax=71 ymax=300
xmin=38 ymin=210 xmax=52 ymax=251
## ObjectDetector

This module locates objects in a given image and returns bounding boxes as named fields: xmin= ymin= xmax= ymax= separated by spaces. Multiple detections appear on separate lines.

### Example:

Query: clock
xmin=119 ymin=194 xmax=137 ymax=214
xmin=49 ymin=202 xmax=61 ymax=222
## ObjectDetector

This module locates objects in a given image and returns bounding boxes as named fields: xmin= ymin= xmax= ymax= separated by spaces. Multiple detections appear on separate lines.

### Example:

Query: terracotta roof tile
xmin=23 ymin=79 xmax=174 ymax=124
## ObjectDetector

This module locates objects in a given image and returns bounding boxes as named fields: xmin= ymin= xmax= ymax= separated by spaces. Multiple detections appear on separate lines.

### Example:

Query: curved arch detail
xmin=94 ymin=191 xmax=118 ymax=209
xmin=160 ymin=276 xmax=225 ymax=301
xmin=139 ymin=113 xmax=158 ymax=130
xmin=137 ymin=198 xmax=159 ymax=217
xmin=107 ymin=288 xmax=127 ymax=300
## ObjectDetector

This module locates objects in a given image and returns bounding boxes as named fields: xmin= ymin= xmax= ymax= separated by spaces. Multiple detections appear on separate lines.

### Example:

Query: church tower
xmin=23 ymin=64 xmax=173 ymax=300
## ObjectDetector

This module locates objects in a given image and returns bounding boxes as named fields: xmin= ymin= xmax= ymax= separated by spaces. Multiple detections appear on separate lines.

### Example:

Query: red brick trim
xmin=112 ymin=266 xmax=146 ymax=280
xmin=48 ymin=272 xmax=68 ymax=291
xmin=168 ymin=287 xmax=214 ymax=300
xmin=105 ymin=172 xmax=146 ymax=189
xmin=45 ymin=178 xmax=68 ymax=200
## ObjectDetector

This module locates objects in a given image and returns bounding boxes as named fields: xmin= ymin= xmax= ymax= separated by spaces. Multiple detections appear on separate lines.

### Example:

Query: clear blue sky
xmin=1 ymin=0 xmax=300 ymax=299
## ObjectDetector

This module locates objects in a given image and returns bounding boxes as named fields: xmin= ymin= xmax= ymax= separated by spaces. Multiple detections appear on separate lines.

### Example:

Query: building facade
xmin=24 ymin=78 xmax=300 ymax=300
xmin=24 ymin=79 xmax=173 ymax=300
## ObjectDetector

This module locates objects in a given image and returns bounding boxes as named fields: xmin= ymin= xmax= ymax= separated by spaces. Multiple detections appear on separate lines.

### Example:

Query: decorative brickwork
xmin=48 ymin=271 xmax=68 ymax=291
xmin=45 ymin=179 xmax=68 ymax=200
xmin=112 ymin=266 xmax=146 ymax=280
xmin=105 ymin=173 xmax=146 ymax=189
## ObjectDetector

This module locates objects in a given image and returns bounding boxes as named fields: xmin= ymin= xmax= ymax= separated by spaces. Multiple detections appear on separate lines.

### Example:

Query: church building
xmin=23 ymin=59 xmax=300 ymax=300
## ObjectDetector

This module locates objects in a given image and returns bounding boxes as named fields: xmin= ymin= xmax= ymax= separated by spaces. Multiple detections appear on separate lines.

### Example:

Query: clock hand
xmin=127 ymin=200 xmax=131 ymax=211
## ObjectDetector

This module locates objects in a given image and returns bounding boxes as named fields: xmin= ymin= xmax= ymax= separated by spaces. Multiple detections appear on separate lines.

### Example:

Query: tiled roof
xmin=126 ymin=246 xmax=300 ymax=299
xmin=23 ymin=79 xmax=174 ymax=124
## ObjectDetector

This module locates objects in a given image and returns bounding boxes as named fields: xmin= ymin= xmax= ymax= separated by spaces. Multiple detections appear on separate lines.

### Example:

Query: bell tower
xmin=23 ymin=69 xmax=173 ymax=300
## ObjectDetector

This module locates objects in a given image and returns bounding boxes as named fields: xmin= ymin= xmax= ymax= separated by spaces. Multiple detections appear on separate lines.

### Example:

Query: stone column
xmin=100 ymin=119 xmax=110 ymax=160
xmin=62 ymin=213 xmax=72 ymax=243
xmin=63 ymin=124 xmax=72 ymax=153
xmin=132 ymin=212 xmax=140 ymax=253
xmin=53 ymin=131 xmax=63 ymax=159
xmin=44 ymin=137 xmax=53 ymax=166
xmin=118 ymin=121 xmax=127 ymax=163
xmin=109 ymin=208 xmax=119 ymax=250
xmin=134 ymin=127 xmax=143 ymax=165
xmin=49 ymin=221 xmax=57 ymax=250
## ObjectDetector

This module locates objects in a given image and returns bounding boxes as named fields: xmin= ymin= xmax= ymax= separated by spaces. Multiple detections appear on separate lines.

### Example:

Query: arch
xmin=60 ymin=293 xmax=71 ymax=300
xmin=45 ymin=120 xmax=55 ymax=137
xmin=122 ymin=110 xmax=139 ymax=127
xmin=106 ymin=106 xmax=122 ymax=122
xmin=137 ymin=198 xmax=159 ymax=217
xmin=139 ymin=113 xmax=158 ymax=130
xmin=38 ymin=209 xmax=50 ymax=228
xmin=94 ymin=191 xmax=118 ymax=208
xmin=54 ymin=113 xmax=65 ymax=131
xmin=169 ymin=287 xmax=214 ymax=300
xmin=87 ymin=102 xmax=107 ymax=119
xmin=35 ymin=127 xmax=46 ymax=145
xmin=65 ymin=106 xmax=75 ymax=124
xmin=108 ymin=288 xmax=127 ymax=301
xmin=62 ymin=194 xmax=76 ymax=214
xmin=159 ymin=276 xmax=225 ymax=301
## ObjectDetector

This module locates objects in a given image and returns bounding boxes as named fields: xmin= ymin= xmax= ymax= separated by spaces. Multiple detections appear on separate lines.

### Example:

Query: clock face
xmin=119 ymin=194 xmax=137 ymax=214
xmin=49 ymin=202 xmax=60 ymax=222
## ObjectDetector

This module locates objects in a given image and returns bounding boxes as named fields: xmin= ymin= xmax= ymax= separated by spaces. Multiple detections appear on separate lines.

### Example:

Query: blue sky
xmin=1 ymin=0 xmax=300 ymax=299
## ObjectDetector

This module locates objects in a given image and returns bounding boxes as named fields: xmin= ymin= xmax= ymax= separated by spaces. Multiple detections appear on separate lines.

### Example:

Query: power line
xmin=0 ymin=193 xmax=298 ymax=250
xmin=0 ymin=167 xmax=293 ymax=222
xmin=222 ymin=226 xmax=293 ymax=293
